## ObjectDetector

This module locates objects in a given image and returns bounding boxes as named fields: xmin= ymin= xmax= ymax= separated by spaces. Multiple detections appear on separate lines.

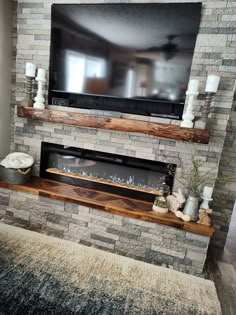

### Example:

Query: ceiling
xmin=53 ymin=3 xmax=202 ymax=51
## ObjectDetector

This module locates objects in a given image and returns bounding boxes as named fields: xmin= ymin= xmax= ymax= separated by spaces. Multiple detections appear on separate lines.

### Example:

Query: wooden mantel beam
xmin=17 ymin=106 xmax=210 ymax=144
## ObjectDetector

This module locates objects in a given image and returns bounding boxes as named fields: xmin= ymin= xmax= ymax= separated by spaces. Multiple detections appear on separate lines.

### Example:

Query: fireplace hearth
xmin=40 ymin=142 xmax=176 ymax=201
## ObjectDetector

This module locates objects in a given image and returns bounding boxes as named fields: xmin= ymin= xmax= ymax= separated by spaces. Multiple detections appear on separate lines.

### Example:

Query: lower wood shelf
xmin=0 ymin=177 xmax=215 ymax=236
xmin=17 ymin=106 xmax=210 ymax=144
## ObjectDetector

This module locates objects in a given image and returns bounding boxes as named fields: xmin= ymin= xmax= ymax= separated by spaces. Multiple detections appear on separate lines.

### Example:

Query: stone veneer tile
xmin=186 ymin=249 xmax=207 ymax=264
xmin=185 ymin=232 xmax=210 ymax=244
xmin=151 ymin=244 xmax=186 ymax=259
xmin=91 ymin=230 xmax=117 ymax=243
xmin=88 ymin=222 xmax=107 ymax=232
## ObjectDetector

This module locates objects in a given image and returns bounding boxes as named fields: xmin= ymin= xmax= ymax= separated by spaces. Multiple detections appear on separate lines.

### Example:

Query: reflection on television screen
xmin=49 ymin=3 xmax=202 ymax=117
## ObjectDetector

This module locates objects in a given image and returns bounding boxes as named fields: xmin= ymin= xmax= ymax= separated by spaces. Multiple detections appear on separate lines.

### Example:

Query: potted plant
xmin=152 ymin=182 xmax=169 ymax=213
xmin=153 ymin=195 xmax=169 ymax=213
xmin=170 ymin=155 xmax=217 ymax=221
xmin=167 ymin=153 xmax=236 ymax=221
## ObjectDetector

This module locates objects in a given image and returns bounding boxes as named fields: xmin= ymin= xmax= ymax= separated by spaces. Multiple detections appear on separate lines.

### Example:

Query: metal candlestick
xmin=33 ymin=77 xmax=46 ymax=109
xmin=20 ymin=76 xmax=34 ymax=107
xmin=195 ymin=92 xmax=215 ymax=130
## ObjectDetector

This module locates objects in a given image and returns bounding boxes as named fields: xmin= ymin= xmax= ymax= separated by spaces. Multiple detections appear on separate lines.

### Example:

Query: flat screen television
xmin=49 ymin=3 xmax=202 ymax=119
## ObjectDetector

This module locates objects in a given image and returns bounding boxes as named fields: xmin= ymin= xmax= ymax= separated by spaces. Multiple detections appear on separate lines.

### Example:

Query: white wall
xmin=0 ymin=0 xmax=12 ymax=158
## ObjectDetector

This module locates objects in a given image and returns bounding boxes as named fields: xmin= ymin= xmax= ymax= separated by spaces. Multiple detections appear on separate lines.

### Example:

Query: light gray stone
xmin=185 ymin=232 xmax=210 ymax=244
xmin=151 ymin=244 xmax=186 ymax=259
xmin=186 ymin=249 xmax=207 ymax=263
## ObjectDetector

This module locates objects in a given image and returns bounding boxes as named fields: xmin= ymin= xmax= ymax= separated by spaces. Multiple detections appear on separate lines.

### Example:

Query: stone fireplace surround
xmin=1 ymin=0 xmax=235 ymax=275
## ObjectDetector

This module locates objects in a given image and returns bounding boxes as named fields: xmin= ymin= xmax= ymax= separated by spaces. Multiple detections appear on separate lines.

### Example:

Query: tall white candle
xmin=37 ymin=68 xmax=46 ymax=80
xmin=25 ymin=63 xmax=36 ymax=77
xmin=205 ymin=75 xmax=220 ymax=93
xmin=202 ymin=186 xmax=213 ymax=199
xmin=187 ymin=79 xmax=199 ymax=93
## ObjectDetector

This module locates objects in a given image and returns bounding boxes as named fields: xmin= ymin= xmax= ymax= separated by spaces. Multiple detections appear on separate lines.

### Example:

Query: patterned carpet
xmin=0 ymin=222 xmax=221 ymax=315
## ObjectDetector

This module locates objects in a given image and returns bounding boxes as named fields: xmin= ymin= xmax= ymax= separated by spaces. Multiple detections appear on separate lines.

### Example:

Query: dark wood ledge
xmin=17 ymin=106 xmax=210 ymax=144
xmin=0 ymin=177 xmax=215 ymax=236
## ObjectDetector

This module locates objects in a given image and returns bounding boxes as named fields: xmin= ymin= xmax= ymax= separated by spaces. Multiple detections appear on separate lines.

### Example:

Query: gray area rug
xmin=0 ymin=222 xmax=221 ymax=315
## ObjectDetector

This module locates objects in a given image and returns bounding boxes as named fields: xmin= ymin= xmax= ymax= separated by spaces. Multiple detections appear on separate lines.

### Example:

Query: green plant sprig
xmin=169 ymin=156 xmax=217 ymax=195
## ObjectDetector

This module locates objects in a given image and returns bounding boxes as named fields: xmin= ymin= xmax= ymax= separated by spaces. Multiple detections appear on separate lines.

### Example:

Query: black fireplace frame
xmin=40 ymin=142 xmax=176 ymax=201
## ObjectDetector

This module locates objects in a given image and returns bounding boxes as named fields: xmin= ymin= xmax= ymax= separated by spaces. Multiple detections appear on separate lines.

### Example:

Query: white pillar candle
xmin=205 ymin=75 xmax=220 ymax=93
xmin=187 ymin=79 xmax=199 ymax=93
xmin=202 ymin=186 xmax=213 ymax=199
xmin=37 ymin=68 xmax=46 ymax=80
xmin=126 ymin=68 xmax=135 ymax=98
xmin=25 ymin=63 xmax=36 ymax=77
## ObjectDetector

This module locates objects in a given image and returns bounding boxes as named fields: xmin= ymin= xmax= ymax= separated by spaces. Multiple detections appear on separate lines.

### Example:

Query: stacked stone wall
xmin=0 ymin=186 xmax=210 ymax=276
xmin=8 ymin=0 xmax=236 ymax=248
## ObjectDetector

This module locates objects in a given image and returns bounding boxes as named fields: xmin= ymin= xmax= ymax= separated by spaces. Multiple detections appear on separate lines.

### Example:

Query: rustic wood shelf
xmin=17 ymin=106 xmax=210 ymax=144
xmin=0 ymin=177 xmax=215 ymax=236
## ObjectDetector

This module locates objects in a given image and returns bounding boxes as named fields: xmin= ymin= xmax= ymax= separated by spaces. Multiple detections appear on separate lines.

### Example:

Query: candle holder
xmin=180 ymin=90 xmax=199 ymax=128
xmin=20 ymin=76 xmax=34 ymax=107
xmin=194 ymin=92 xmax=215 ymax=130
xmin=33 ymin=76 xmax=46 ymax=109
xmin=195 ymin=75 xmax=220 ymax=130
xmin=200 ymin=195 xmax=213 ymax=210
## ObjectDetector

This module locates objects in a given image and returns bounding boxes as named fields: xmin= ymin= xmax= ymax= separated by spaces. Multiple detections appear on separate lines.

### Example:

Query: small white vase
xmin=152 ymin=204 xmax=168 ymax=213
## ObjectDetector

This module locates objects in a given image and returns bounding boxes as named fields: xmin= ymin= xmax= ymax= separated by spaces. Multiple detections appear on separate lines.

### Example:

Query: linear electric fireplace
xmin=40 ymin=142 xmax=176 ymax=201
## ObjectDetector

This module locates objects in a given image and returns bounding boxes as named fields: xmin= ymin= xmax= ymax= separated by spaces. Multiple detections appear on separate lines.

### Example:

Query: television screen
xmin=49 ymin=3 xmax=202 ymax=118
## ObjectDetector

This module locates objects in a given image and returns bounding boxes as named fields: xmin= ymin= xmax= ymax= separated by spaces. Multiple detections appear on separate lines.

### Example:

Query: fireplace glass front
xmin=40 ymin=142 xmax=176 ymax=201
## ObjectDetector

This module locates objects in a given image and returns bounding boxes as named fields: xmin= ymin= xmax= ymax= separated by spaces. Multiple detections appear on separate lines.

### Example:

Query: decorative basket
xmin=0 ymin=165 xmax=32 ymax=185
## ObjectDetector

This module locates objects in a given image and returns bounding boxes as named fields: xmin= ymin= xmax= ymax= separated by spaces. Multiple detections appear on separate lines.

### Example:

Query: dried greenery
xmin=182 ymin=157 xmax=216 ymax=194
xmin=168 ymin=154 xmax=236 ymax=196
xmin=168 ymin=156 xmax=216 ymax=196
